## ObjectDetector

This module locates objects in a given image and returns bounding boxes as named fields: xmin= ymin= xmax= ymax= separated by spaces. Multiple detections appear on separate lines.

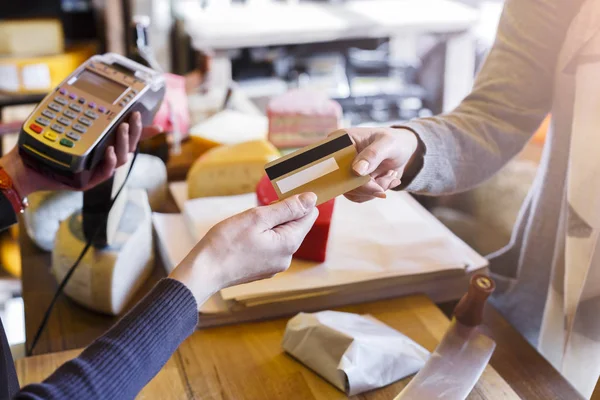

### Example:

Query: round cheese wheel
xmin=52 ymin=189 xmax=154 ymax=315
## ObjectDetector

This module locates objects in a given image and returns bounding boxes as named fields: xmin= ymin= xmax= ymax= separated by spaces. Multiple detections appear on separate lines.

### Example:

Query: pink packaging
xmin=152 ymin=73 xmax=190 ymax=137
xmin=267 ymin=89 xmax=342 ymax=149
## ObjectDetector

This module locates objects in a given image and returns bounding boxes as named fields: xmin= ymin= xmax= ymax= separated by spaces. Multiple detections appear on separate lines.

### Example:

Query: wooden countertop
xmin=18 ymin=294 xmax=519 ymax=399
xmin=19 ymin=213 xmax=582 ymax=399
xmin=18 ymin=140 xmax=582 ymax=399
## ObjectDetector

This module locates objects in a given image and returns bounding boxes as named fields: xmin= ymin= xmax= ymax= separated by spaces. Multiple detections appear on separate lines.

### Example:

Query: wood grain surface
xmin=17 ymin=295 xmax=520 ymax=400
xmin=19 ymin=188 xmax=584 ymax=400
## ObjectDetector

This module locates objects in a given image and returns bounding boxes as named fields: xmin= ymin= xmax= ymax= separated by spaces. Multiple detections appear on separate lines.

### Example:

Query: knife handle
xmin=453 ymin=274 xmax=495 ymax=327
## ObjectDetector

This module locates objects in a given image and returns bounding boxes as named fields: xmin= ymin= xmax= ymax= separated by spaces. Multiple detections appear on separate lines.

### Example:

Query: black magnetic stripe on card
xmin=265 ymin=134 xmax=353 ymax=180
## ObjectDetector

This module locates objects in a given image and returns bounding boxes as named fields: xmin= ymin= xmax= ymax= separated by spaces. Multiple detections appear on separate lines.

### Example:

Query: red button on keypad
xmin=29 ymin=124 xmax=43 ymax=134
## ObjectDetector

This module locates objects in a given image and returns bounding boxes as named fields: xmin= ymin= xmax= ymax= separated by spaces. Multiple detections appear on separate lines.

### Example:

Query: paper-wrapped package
xmin=282 ymin=311 xmax=429 ymax=395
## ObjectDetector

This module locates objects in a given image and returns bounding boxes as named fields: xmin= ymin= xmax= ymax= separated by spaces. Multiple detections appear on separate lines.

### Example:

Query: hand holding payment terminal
xmin=18 ymin=53 xmax=165 ymax=188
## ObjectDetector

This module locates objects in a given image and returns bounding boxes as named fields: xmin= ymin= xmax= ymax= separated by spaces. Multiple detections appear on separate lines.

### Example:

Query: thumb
xmin=272 ymin=208 xmax=319 ymax=251
xmin=352 ymin=134 xmax=396 ymax=176
xmin=259 ymin=193 xmax=317 ymax=229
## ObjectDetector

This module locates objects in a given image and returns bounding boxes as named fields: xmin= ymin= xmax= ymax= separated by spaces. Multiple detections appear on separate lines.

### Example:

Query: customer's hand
xmin=0 ymin=112 xmax=161 ymax=196
xmin=342 ymin=127 xmax=419 ymax=203
xmin=169 ymin=193 xmax=319 ymax=307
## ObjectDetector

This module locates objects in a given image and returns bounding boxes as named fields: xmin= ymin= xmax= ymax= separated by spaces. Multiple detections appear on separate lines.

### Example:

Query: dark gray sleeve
xmin=14 ymin=279 xmax=198 ymax=400
xmin=401 ymin=0 xmax=581 ymax=195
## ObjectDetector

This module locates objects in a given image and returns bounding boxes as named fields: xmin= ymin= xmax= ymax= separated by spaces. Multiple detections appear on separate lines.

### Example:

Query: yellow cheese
xmin=189 ymin=109 xmax=268 ymax=147
xmin=0 ymin=43 xmax=97 ymax=94
xmin=0 ymin=19 xmax=64 ymax=57
xmin=187 ymin=140 xmax=280 ymax=199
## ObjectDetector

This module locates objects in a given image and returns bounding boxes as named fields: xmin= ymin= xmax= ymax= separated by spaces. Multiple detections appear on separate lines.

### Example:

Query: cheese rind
xmin=187 ymin=140 xmax=280 ymax=199
xmin=256 ymin=174 xmax=334 ymax=262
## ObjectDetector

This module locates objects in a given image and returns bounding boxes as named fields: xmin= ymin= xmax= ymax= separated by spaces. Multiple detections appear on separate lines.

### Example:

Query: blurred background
xmin=2 ymin=0 xmax=548 ymax=357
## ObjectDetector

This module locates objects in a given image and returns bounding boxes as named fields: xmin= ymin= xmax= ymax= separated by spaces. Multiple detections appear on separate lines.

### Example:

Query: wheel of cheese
xmin=187 ymin=140 xmax=280 ymax=199
xmin=52 ymin=189 xmax=154 ymax=316
xmin=256 ymin=174 xmax=334 ymax=262
xmin=23 ymin=190 xmax=83 ymax=252
xmin=23 ymin=154 xmax=167 ymax=252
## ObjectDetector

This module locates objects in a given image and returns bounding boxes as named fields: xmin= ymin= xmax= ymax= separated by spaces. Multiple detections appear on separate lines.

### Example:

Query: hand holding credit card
xmin=264 ymin=130 xmax=370 ymax=205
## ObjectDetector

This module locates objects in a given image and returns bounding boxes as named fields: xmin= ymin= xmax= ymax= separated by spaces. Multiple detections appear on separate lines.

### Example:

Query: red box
xmin=256 ymin=174 xmax=334 ymax=262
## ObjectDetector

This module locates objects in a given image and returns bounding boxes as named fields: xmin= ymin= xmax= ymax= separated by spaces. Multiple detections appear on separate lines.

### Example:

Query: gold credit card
xmin=264 ymin=130 xmax=369 ymax=205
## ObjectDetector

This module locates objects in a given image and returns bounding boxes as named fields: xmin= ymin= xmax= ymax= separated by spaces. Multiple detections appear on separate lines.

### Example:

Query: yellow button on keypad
xmin=44 ymin=132 xmax=58 ymax=142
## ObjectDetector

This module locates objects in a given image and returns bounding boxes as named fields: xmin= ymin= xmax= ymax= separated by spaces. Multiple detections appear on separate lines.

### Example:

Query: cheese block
xmin=189 ymin=109 xmax=268 ymax=149
xmin=267 ymin=89 xmax=342 ymax=149
xmin=0 ymin=19 xmax=64 ymax=57
xmin=256 ymin=174 xmax=334 ymax=262
xmin=52 ymin=189 xmax=154 ymax=315
xmin=0 ymin=43 xmax=97 ymax=94
xmin=187 ymin=140 xmax=280 ymax=199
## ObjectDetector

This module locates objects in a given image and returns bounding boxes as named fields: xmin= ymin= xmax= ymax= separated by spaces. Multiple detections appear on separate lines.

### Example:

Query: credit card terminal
xmin=18 ymin=53 xmax=166 ymax=188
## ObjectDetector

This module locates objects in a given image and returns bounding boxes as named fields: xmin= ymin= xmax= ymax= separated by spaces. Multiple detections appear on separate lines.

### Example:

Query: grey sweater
xmin=402 ymin=0 xmax=585 ymax=345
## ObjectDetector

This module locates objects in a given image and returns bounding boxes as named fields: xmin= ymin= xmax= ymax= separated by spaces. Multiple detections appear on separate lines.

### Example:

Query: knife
xmin=395 ymin=274 xmax=496 ymax=400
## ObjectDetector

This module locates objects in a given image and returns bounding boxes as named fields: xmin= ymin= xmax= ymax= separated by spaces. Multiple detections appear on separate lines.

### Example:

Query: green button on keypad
xmin=60 ymin=138 xmax=74 ymax=148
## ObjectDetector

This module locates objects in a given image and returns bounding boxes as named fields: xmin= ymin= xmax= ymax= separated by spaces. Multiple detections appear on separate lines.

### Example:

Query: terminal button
xmin=41 ymin=109 xmax=56 ymax=119
xmin=57 ymin=117 xmax=71 ymax=126
xmin=72 ymin=123 xmax=87 ymax=133
xmin=35 ymin=116 xmax=50 ymax=126
xmin=69 ymin=103 xmax=82 ymax=112
xmin=48 ymin=103 xmax=62 ymax=113
xmin=29 ymin=124 xmax=43 ymax=134
xmin=44 ymin=132 xmax=57 ymax=142
xmin=64 ymin=109 xmax=77 ymax=119
xmin=60 ymin=138 xmax=74 ymax=148
xmin=51 ymin=124 xmax=65 ymax=134
xmin=84 ymin=110 xmax=98 ymax=120
xmin=66 ymin=132 xmax=81 ymax=141
xmin=54 ymin=96 xmax=68 ymax=106
xmin=78 ymin=117 xmax=92 ymax=126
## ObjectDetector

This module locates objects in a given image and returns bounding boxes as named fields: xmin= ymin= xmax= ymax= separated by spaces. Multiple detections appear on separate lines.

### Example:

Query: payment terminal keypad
xmin=32 ymin=88 xmax=104 ymax=148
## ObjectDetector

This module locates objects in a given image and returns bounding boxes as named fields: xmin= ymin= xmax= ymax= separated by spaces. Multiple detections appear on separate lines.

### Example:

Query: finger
xmin=352 ymin=134 xmax=396 ymax=176
xmin=128 ymin=112 xmax=143 ymax=151
xmin=115 ymin=123 xmax=129 ymax=166
xmin=257 ymin=192 xmax=317 ymax=229
xmin=344 ymin=193 xmax=377 ymax=203
xmin=375 ymin=170 xmax=400 ymax=191
xmin=272 ymin=208 xmax=319 ymax=253
xmin=140 ymin=125 xmax=162 ymax=141
xmin=86 ymin=146 xmax=117 ymax=188
xmin=345 ymin=179 xmax=386 ymax=199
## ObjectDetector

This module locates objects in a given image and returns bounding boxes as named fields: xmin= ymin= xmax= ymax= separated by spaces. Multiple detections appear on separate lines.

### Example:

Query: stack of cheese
xmin=0 ymin=19 xmax=96 ymax=94
xmin=267 ymin=89 xmax=342 ymax=149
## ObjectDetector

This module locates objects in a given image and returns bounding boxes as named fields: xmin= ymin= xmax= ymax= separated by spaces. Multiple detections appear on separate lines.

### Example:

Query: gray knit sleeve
xmin=399 ymin=0 xmax=581 ymax=195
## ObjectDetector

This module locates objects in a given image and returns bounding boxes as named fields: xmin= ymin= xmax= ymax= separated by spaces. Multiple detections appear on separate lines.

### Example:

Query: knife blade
xmin=395 ymin=274 xmax=496 ymax=400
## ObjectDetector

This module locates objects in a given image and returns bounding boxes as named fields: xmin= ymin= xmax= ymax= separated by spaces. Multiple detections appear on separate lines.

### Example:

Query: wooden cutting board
xmin=16 ymin=295 xmax=521 ymax=399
